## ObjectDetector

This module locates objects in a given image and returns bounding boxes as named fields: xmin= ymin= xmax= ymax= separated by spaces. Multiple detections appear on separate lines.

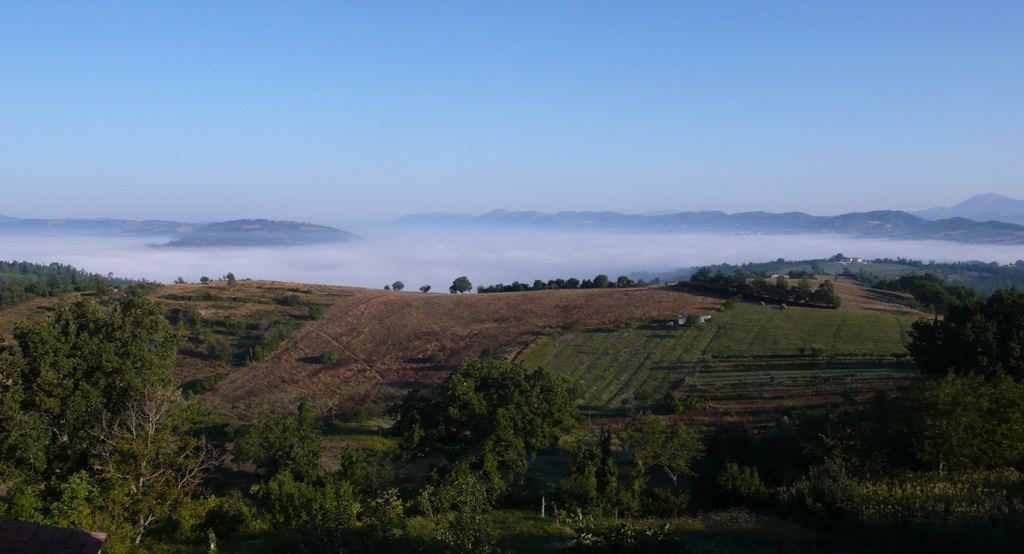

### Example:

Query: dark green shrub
xmin=277 ymin=293 xmax=303 ymax=307
xmin=718 ymin=463 xmax=770 ymax=507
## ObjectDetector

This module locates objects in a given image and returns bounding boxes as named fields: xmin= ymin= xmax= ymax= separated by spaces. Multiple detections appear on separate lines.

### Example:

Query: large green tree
xmin=794 ymin=278 xmax=814 ymax=303
xmin=622 ymin=411 xmax=703 ymax=490
xmin=387 ymin=358 xmax=578 ymax=489
xmin=2 ymin=297 xmax=181 ymax=481
xmin=908 ymin=287 xmax=1024 ymax=379
xmin=449 ymin=276 xmax=472 ymax=294
xmin=812 ymin=280 xmax=841 ymax=307
xmin=554 ymin=428 xmax=619 ymax=514
xmin=232 ymin=401 xmax=324 ymax=482
xmin=0 ymin=297 xmax=219 ymax=546
xmin=915 ymin=375 xmax=1024 ymax=472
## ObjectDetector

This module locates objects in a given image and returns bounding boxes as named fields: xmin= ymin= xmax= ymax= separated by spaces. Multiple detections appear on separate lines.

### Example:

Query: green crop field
xmin=516 ymin=303 xmax=922 ymax=415
xmin=703 ymin=303 xmax=914 ymax=356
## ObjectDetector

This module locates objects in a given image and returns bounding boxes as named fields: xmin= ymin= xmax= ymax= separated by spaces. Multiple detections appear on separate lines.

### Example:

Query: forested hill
xmin=161 ymin=219 xmax=360 ymax=247
xmin=0 ymin=217 xmax=359 ymax=247
xmin=0 ymin=260 xmax=143 ymax=308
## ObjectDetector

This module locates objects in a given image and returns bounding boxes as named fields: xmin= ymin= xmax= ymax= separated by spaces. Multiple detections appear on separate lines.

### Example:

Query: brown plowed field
xmin=198 ymin=285 xmax=722 ymax=420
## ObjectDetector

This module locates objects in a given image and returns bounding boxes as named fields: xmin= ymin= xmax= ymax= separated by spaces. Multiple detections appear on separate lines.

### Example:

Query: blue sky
xmin=2 ymin=1 xmax=1023 ymax=226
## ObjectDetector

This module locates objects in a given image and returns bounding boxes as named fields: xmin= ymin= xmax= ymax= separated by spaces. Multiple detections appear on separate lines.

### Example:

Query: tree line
xmin=688 ymin=266 xmax=841 ymax=308
xmin=869 ymin=273 xmax=980 ymax=314
xmin=846 ymin=258 xmax=1024 ymax=295
xmin=477 ymin=274 xmax=658 ymax=294
xmin=686 ymin=254 xmax=1024 ymax=296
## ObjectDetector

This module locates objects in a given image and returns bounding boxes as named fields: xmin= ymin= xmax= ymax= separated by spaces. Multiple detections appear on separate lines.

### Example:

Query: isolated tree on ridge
xmin=450 ymin=276 xmax=472 ymax=294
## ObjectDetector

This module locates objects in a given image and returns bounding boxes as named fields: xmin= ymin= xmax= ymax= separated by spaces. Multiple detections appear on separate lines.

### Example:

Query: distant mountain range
xmin=4 ymin=194 xmax=1022 ymax=246
xmin=0 ymin=217 xmax=359 ymax=247
xmin=397 ymin=194 xmax=1024 ymax=245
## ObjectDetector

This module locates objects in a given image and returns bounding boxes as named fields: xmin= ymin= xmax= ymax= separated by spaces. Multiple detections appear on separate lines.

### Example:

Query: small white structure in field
xmin=678 ymin=314 xmax=712 ymax=325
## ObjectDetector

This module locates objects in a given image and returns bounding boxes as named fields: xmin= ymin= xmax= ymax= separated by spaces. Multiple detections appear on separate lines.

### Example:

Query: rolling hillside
xmin=0 ymin=278 xmax=924 ymax=423
xmin=150 ymin=281 xmax=720 ymax=421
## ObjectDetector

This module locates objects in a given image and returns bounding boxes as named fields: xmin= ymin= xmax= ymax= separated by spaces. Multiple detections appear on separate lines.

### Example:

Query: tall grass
xmin=787 ymin=468 xmax=1024 ymax=553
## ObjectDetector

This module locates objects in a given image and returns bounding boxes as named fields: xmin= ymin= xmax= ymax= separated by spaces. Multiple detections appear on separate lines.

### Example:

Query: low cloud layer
xmin=3 ymin=229 xmax=1022 ymax=290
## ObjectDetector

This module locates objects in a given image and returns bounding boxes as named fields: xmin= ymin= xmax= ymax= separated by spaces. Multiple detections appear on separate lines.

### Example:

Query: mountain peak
xmin=952 ymin=193 xmax=1016 ymax=208
xmin=914 ymin=193 xmax=1024 ymax=225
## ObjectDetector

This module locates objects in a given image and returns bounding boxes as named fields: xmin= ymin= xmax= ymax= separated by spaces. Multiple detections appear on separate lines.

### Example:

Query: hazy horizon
xmin=1 ymin=188 xmax=1020 ymax=230
xmin=4 ymin=230 xmax=1022 ymax=291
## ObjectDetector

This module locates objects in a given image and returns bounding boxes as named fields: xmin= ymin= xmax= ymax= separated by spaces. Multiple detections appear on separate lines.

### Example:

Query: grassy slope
xmin=703 ymin=303 xmax=912 ymax=356
xmin=517 ymin=280 xmax=923 ymax=421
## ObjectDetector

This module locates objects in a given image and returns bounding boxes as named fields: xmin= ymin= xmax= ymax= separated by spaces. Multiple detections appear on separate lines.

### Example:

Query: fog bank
xmin=2 ymin=229 xmax=1022 ymax=290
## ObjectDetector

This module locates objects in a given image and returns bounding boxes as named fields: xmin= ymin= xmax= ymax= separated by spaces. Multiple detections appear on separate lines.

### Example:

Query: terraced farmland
xmin=516 ymin=302 xmax=922 ymax=421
